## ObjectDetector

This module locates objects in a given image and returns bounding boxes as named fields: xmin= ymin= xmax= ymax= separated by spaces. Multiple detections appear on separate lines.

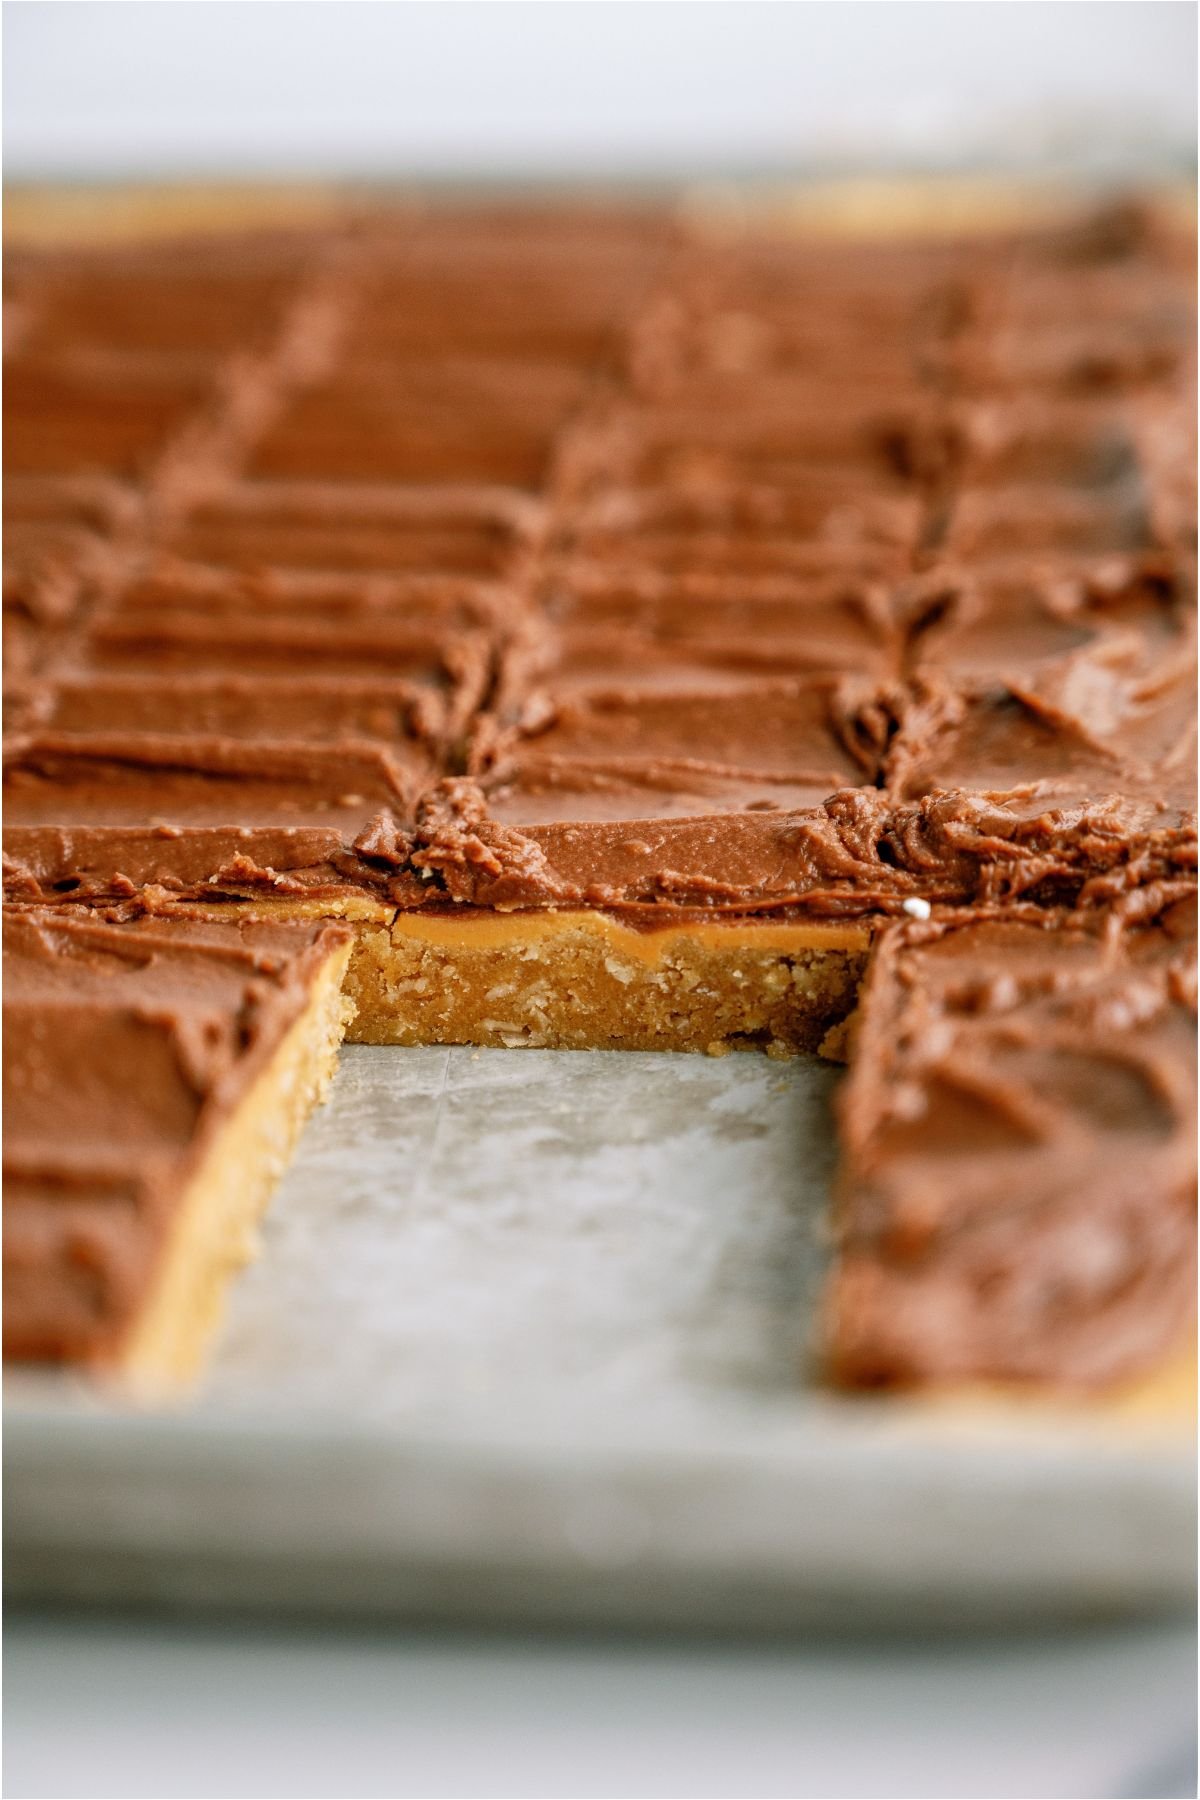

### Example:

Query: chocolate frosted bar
xmin=4 ymin=908 xmax=353 ymax=1384
xmin=3 ymin=192 xmax=1195 ymax=1389
xmin=827 ymin=893 xmax=1197 ymax=1388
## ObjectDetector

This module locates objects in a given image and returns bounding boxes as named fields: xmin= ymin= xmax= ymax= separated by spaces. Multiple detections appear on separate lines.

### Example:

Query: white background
xmin=6 ymin=1614 xmax=1197 ymax=1799
xmin=4 ymin=0 xmax=1197 ymax=180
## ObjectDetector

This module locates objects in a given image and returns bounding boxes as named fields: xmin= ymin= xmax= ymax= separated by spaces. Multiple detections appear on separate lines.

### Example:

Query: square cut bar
xmin=533 ymin=567 xmax=905 ymax=688
xmin=902 ymin=555 xmax=1194 ymax=695
xmin=348 ymin=209 xmax=670 ymax=370
xmin=3 ymin=739 xmax=416 ymax=906
xmin=883 ymin=674 xmax=1196 ymax=830
xmin=344 ymin=906 xmax=870 ymax=1056
xmin=159 ymin=482 xmax=546 ymax=581
xmin=8 ymin=234 xmax=315 ymax=357
xmin=824 ymin=895 xmax=1197 ymax=1388
xmin=3 ymin=908 xmax=354 ymax=1386
xmin=558 ymin=484 xmax=921 ymax=580
xmin=362 ymin=672 xmax=894 ymax=1055
xmin=58 ymin=562 xmax=503 ymax=743
xmin=3 ymin=352 xmax=218 ymax=479
xmin=247 ymin=358 xmax=598 ymax=489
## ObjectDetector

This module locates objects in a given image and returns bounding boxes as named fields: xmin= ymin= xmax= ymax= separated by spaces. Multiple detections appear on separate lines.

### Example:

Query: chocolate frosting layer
xmin=4 ymin=908 xmax=351 ymax=1362
xmin=4 ymin=739 xmax=413 ymax=902
xmin=6 ymin=200 xmax=1194 ymax=929
xmin=825 ymin=891 xmax=1197 ymax=1387
xmin=399 ymin=774 xmax=1194 ymax=917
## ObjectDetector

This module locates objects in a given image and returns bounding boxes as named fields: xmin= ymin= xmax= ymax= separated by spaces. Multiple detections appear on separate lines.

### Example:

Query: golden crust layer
xmin=344 ymin=910 xmax=868 ymax=1054
xmin=116 ymin=940 xmax=353 ymax=1392
xmin=3 ymin=910 xmax=354 ymax=1384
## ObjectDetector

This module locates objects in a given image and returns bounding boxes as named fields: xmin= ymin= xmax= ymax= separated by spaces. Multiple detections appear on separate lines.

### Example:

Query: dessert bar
xmin=3 ymin=191 xmax=1195 ymax=1390
xmin=826 ymin=889 xmax=1197 ymax=1387
xmin=4 ymin=909 xmax=353 ymax=1386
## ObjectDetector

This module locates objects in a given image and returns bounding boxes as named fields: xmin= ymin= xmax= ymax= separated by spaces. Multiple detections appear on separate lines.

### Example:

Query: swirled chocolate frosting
xmin=3 ymin=908 xmax=350 ymax=1362
xmin=4 ymin=194 xmax=1196 ymax=1386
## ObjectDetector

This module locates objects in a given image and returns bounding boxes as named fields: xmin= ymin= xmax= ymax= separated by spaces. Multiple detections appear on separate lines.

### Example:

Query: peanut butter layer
xmin=3 ymin=907 xmax=353 ymax=1366
xmin=825 ymin=892 xmax=1198 ymax=1388
xmin=345 ymin=908 xmax=868 ymax=1055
